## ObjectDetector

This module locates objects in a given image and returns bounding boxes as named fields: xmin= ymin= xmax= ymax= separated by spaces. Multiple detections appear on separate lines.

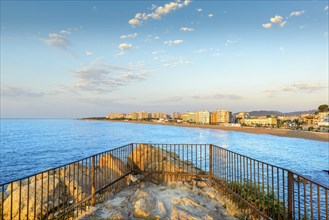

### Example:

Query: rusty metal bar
xmin=287 ymin=171 xmax=294 ymax=220
xmin=91 ymin=155 xmax=95 ymax=206
xmin=209 ymin=144 xmax=213 ymax=186
xmin=310 ymin=182 xmax=313 ymax=220
xmin=325 ymin=189 xmax=329 ymax=220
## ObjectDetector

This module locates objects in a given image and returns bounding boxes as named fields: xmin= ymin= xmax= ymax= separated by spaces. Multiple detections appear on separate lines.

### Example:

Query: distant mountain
xmin=282 ymin=110 xmax=317 ymax=116
xmin=243 ymin=109 xmax=317 ymax=117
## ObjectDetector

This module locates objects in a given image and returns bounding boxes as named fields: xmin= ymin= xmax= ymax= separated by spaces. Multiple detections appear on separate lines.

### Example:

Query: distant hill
xmin=282 ymin=110 xmax=316 ymax=116
xmin=245 ymin=110 xmax=317 ymax=117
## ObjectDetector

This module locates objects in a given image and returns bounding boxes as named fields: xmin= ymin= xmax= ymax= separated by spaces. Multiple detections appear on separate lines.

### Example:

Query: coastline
xmin=84 ymin=119 xmax=329 ymax=142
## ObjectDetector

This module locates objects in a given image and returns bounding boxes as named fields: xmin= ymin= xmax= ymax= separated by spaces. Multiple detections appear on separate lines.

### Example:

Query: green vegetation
xmin=226 ymin=181 xmax=287 ymax=220
xmin=318 ymin=104 xmax=329 ymax=112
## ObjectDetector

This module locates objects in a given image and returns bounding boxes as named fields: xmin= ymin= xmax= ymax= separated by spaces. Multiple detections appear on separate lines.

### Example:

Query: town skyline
xmin=1 ymin=1 xmax=328 ymax=118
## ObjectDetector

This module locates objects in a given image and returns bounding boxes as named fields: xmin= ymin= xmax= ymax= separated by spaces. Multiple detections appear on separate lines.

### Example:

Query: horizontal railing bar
xmin=212 ymin=144 xmax=329 ymax=189
xmin=0 ymin=143 xmax=133 ymax=187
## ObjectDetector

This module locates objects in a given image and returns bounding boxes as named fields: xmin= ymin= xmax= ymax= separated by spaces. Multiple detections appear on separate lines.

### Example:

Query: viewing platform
xmin=1 ymin=144 xmax=328 ymax=219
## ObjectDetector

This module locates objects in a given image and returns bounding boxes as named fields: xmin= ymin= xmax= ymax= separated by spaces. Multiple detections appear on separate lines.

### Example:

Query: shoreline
xmin=83 ymin=119 xmax=329 ymax=142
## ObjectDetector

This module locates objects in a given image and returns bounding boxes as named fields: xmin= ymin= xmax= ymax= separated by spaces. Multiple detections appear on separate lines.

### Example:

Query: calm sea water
xmin=0 ymin=119 xmax=328 ymax=186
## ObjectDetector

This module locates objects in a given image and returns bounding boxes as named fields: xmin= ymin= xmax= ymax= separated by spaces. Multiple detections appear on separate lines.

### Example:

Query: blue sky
xmin=1 ymin=0 xmax=328 ymax=118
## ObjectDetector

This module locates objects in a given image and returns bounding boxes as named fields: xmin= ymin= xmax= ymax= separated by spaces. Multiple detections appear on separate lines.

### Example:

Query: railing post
xmin=209 ymin=144 xmax=213 ymax=186
xmin=131 ymin=143 xmax=134 ymax=173
xmin=91 ymin=155 xmax=95 ymax=206
xmin=288 ymin=171 xmax=294 ymax=220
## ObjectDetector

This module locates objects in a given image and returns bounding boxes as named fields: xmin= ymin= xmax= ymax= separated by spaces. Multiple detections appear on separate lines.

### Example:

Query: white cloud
xmin=118 ymin=43 xmax=132 ymax=55
xmin=212 ymin=53 xmax=221 ymax=56
xmin=208 ymin=13 xmax=214 ymax=17
xmin=128 ymin=18 xmax=142 ymax=26
xmin=128 ymin=0 xmax=191 ymax=27
xmin=213 ymin=94 xmax=243 ymax=100
xmin=279 ymin=47 xmax=284 ymax=52
xmin=263 ymin=14 xmax=287 ymax=29
xmin=164 ymin=39 xmax=183 ymax=46
xmin=265 ymin=82 xmax=328 ymax=96
xmin=270 ymin=15 xmax=283 ymax=23
xmin=225 ymin=40 xmax=236 ymax=47
xmin=180 ymin=27 xmax=194 ymax=32
xmin=279 ymin=21 xmax=287 ymax=27
xmin=324 ymin=32 xmax=328 ymax=37
xmin=44 ymin=32 xmax=74 ymax=56
xmin=1 ymin=85 xmax=44 ymax=99
xmin=144 ymin=34 xmax=160 ymax=42
xmin=262 ymin=23 xmax=272 ymax=29
xmin=195 ymin=48 xmax=206 ymax=53
xmin=196 ymin=8 xmax=202 ymax=12
xmin=120 ymin=33 xmax=138 ymax=39
xmin=71 ymin=61 xmax=151 ymax=93
xmin=85 ymin=51 xmax=93 ymax=56
xmin=324 ymin=5 xmax=328 ymax=11
xmin=60 ymin=30 xmax=71 ymax=35
xmin=290 ymin=10 xmax=305 ymax=17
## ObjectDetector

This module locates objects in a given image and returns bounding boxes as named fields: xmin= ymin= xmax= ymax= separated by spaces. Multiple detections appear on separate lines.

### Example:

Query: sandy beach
xmin=95 ymin=120 xmax=329 ymax=142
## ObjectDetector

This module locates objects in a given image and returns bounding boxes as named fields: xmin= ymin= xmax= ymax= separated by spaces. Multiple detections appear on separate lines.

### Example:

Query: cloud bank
xmin=71 ymin=61 xmax=151 ymax=93
xmin=128 ymin=0 xmax=191 ymax=27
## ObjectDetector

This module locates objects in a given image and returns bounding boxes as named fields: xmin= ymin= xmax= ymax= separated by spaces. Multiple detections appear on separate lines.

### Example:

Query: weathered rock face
xmin=130 ymin=188 xmax=166 ymax=219
xmin=64 ymin=163 xmax=91 ymax=202
xmin=170 ymin=197 xmax=214 ymax=220
xmin=2 ymin=175 xmax=67 ymax=220
xmin=128 ymin=144 xmax=204 ymax=182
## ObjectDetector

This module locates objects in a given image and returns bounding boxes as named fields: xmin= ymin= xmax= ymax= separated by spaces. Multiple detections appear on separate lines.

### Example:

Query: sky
xmin=1 ymin=0 xmax=328 ymax=118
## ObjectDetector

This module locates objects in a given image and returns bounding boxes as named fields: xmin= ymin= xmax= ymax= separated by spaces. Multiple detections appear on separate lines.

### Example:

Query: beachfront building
xmin=211 ymin=110 xmax=233 ymax=124
xmin=301 ymin=114 xmax=319 ymax=127
xmin=106 ymin=113 xmax=126 ymax=119
xmin=181 ymin=113 xmax=189 ymax=122
xmin=170 ymin=112 xmax=182 ymax=119
xmin=235 ymin=112 xmax=249 ymax=123
xmin=196 ymin=110 xmax=211 ymax=124
xmin=242 ymin=117 xmax=277 ymax=127
xmin=318 ymin=112 xmax=329 ymax=126
xmin=151 ymin=112 xmax=167 ymax=120
xmin=188 ymin=112 xmax=197 ymax=123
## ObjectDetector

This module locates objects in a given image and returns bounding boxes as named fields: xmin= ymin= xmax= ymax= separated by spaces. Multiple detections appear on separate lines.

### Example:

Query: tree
xmin=318 ymin=104 xmax=329 ymax=112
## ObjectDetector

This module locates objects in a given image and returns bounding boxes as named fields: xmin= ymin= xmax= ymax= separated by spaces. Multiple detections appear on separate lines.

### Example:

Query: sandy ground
xmin=98 ymin=120 xmax=329 ymax=142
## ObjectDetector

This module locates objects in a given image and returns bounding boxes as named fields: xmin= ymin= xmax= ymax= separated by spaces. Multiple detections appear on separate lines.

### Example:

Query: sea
xmin=0 ymin=119 xmax=328 ymax=186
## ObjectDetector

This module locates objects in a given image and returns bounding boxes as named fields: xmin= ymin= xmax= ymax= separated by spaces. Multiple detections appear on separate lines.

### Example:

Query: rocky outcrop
xmin=79 ymin=181 xmax=235 ymax=220
xmin=98 ymin=153 xmax=130 ymax=188
xmin=128 ymin=144 xmax=206 ymax=182
xmin=2 ymin=174 xmax=67 ymax=220
xmin=131 ymin=188 xmax=166 ymax=219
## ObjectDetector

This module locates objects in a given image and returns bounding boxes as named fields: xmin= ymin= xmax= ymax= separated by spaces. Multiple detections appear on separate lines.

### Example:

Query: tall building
xmin=170 ymin=112 xmax=182 ymax=119
xmin=210 ymin=111 xmax=218 ymax=124
xmin=211 ymin=110 xmax=232 ymax=124
xmin=196 ymin=110 xmax=210 ymax=124
xmin=242 ymin=117 xmax=277 ymax=127
xmin=188 ymin=112 xmax=197 ymax=123
xmin=181 ymin=113 xmax=189 ymax=122
xmin=131 ymin=112 xmax=138 ymax=120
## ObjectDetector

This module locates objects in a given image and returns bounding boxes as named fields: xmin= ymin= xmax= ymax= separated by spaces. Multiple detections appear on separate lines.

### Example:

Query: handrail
xmin=1 ymin=143 xmax=328 ymax=220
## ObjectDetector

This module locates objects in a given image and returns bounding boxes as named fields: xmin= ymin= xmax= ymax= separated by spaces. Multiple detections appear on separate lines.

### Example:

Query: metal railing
xmin=0 ymin=143 xmax=328 ymax=219
xmin=211 ymin=144 xmax=329 ymax=220
xmin=0 ymin=144 xmax=133 ymax=219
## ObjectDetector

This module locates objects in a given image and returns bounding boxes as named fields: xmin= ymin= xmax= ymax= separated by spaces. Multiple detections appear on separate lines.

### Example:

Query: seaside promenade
xmin=83 ymin=119 xmax=329 ymax=142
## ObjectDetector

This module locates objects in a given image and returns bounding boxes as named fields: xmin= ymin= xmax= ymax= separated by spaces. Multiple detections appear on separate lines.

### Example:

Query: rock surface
xmin=2 ymin=175 xmax=67 ymax=220
xmin=79 ymin=180 xmax=235 ymax=220
xmin=128 ymin=144 xmax=206 ymax=182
